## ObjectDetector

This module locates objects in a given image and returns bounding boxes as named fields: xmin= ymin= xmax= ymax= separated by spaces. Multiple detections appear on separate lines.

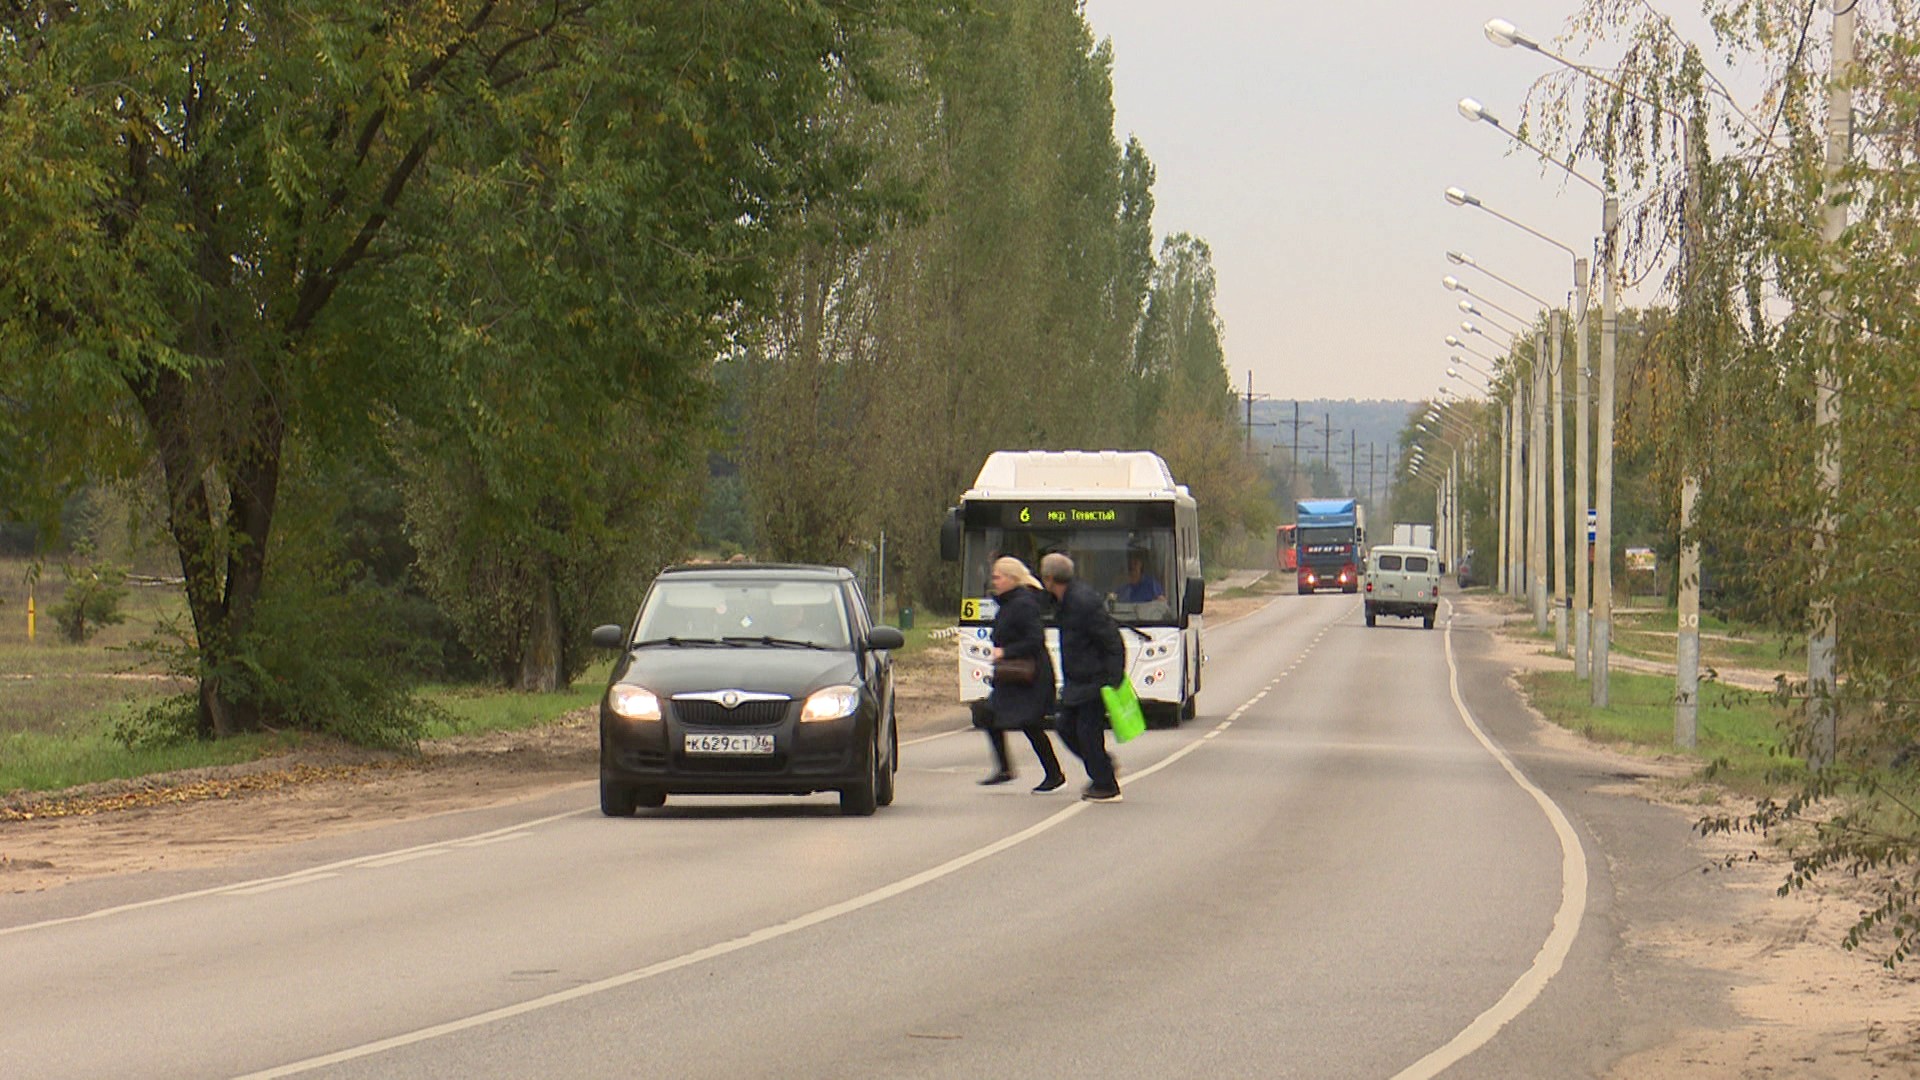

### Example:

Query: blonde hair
xmin=993 ymin=556 xmax=1042 ymax=591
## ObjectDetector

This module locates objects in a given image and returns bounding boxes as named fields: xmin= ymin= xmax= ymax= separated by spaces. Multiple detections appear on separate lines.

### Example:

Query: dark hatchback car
xmin=590 ymin=563 xmax=905 ymax=817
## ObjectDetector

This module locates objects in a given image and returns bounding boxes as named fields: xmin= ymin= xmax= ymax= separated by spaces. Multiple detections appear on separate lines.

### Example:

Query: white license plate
xmin=684 ymin=733 xmax=776 ymax=755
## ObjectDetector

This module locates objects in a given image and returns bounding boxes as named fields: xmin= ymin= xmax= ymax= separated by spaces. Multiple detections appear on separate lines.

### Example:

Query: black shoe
xmin=978 ymin=771 xmax=1015 ymax=786
xmin=1081 ymin=787 xmax=1123 ymax=803
xmin=1032 ymin=775 xmax=1066 ymax=794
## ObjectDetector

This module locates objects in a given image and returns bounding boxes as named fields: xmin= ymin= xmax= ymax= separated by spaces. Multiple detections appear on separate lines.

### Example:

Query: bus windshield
xmin=962 ymin=527 xmax=1177 ymax=625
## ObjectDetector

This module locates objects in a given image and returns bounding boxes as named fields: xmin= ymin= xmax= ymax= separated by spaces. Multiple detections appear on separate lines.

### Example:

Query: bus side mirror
xmin=939 ymin=508 xmax=960 ymax=561
xmin=1183 ymin=577 xmax=1205 ymax=616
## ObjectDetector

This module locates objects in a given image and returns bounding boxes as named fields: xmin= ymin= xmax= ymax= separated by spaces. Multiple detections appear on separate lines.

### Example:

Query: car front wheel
xmin=874 ymin=720 xmax=898 ymax=808
xmin=840 ymin=731 xmax=880 ymax=816
xmin=600 ymin=778 xmax=637 ymax=817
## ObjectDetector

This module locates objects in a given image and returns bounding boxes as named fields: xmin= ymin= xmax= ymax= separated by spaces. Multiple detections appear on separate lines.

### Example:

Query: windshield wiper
xmin=631 ymin=636 xmax=729 ymax=648
xmin=722 ymin=635 xmax=830 ymax=650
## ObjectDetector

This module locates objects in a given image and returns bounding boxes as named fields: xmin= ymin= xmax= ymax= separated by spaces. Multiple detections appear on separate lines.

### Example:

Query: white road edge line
xmin=1390 ymin=599 xmax=1590 ymax=1080
xmin=220 ymin=873 xmax=341 ymax=897
xmin=235 ymin=692 xmax=1251 ymax=1078
xmin=0 ymin=808 xmax=591 ymax=939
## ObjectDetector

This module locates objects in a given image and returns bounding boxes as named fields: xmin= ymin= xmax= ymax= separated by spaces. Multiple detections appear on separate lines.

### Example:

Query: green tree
xmin=50 ymin=562 xmax=128 ymax=644
xmin=1135 ymin=235 xmax=1271 ymax=561
xmin=0 ymin=1 xmax=931 ymax=735
xmin=733 ymin=0 xmax=1161 ymax=609
xmin=1529 ymin=0 xmax=1920 ymax=965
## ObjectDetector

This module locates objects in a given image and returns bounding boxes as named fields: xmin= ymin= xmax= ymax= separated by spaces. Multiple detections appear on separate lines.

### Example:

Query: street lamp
xmin=1483 ymin=14 xmax=1706 ymax=738
xmin=1448 ymin=367 xmax=1489 ymax=393
xmin=1459 ymin=93 xmax=1605 ymax=684
xmin=1444 ymin=334 xmax=1497 ymax=359
xmin=1459 ymin=100 xmax=1597 ymax=676
xmin=1448 ymin=250 xmax=1554 ymax=308
xmin=1458 ymin=294 xmax=1530 ymax=328
xmin=1460 ymin=320 xmax=1512 ymax=346
xmin=1445 ymin=184 xmax=1573 ymax=647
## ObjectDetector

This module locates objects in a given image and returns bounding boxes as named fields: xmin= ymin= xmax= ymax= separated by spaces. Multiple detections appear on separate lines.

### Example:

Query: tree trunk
xmin=515 ymin=565 xmax=565 ymax=693
xmin=132 ymin=364 xmax=285 ymax=738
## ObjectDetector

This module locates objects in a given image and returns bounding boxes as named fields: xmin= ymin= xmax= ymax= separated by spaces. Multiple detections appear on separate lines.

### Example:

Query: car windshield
xmin=635 ymin=580 xmax=850 ymax=649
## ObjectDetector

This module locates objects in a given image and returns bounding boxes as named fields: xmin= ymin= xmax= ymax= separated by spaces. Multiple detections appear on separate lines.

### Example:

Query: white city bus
xmin=939 ymin=450 xmax=1204 ymax=726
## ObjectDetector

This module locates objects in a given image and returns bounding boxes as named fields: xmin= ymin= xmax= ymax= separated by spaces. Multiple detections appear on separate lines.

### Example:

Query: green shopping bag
xmin=1101 ymin=679 xmax=1147 ymax=743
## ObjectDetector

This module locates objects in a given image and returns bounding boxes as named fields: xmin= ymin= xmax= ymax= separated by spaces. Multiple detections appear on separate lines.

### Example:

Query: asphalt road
xmin=0 ymin=590 xmax=1734 ymax=1079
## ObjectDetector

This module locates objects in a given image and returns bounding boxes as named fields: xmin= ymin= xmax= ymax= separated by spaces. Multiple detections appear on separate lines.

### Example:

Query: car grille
xmin=672 ymin=699 xmax=791 ymax=727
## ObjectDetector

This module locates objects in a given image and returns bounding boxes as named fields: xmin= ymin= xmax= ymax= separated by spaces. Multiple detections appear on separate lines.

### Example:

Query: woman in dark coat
xmin=982 ymin=556 xmax=1067 ymax=792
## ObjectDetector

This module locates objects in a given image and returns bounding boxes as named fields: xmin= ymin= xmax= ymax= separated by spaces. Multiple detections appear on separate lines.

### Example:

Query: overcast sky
xmin=1083 ymin=1 xmax=1637 ymax=404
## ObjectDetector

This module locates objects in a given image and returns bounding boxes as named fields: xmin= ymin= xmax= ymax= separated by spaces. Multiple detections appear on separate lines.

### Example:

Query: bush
xmin=50 ymin=562 xmax=128 ymax=643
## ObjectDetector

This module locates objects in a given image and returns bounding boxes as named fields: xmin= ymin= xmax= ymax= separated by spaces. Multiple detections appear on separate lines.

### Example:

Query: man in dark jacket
xmin=1039 ymin=552 xmax=1126 ymax=802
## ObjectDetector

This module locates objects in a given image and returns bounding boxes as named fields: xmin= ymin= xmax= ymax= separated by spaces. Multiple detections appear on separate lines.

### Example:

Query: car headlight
xmin=608 ymin=684 xmax=662 ymax=721
xmin=801 ymin=684 xmax=860 ymax=722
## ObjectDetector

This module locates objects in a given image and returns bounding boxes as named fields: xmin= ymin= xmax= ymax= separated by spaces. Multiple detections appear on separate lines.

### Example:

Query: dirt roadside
xmin=4 ymin=590 xmax=1918 ymax=1075
xmin=1459 ymin=594 xmax=1920 ymax=1078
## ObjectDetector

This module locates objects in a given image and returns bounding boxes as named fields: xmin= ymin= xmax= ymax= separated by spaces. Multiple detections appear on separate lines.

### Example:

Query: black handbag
xmin=991 ymin=656 xmax=1037 ymax=686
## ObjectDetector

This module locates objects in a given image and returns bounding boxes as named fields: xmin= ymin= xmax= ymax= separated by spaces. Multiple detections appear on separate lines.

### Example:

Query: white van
xmin=1363 ymin=545 xmax=1441 ymax=629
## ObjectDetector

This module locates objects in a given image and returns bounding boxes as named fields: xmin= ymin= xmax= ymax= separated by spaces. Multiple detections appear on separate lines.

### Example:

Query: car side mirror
xmin=939 ymin=507 xmax=961 ymax=562
xmin=591 ymin=624 xmax=627 ymax=650
xmin=868 ymin=626 xmax=906 ymax=651
xmin=1183 ymin=577 xmax=1205 ymax=616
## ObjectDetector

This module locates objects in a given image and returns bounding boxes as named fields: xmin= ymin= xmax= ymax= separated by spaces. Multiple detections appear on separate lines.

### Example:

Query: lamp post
xmin=1459 ymin=95 xmax=1601 ymax=673
xmin=1421 ymin=409 xmax=1476 ymax=574
xmin=1445 ymin=334 xmax=1505 ymax=370
xmin=1457 ymin=294 xmax=1531 ymax=328
xmin=1460 ymin=319 xmax=1513 ymax=346
xmin=1485 ymin=14 xmax=1700 ymax=738
xmin=1447 ymin=366 xmax=1489 ymax=392
xmin=1448 ymin=186 xmax=1571 ymax=635
xmin=1448 ymin=250 xmax=1553 ymax=307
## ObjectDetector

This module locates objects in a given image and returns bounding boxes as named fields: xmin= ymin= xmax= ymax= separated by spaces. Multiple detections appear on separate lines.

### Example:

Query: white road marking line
xmin=358 ymin=850 xmax=449 ymax=869
xmin=449 ymin=833 xmax=530 ymax=848
xmin=235 ymin=798 xmax=1093 ymax=1079
xmin=0 ymin=807 xmax=592 ymax=939
xmin=1392 ymin=598 xmax=1589 ymax=1080
xmin=903 ymin=728 xmax=969 ymax=747
xmin=238 ymin=679 xmax=1277 ymax=1078
xmin=220 ymin=874 xmax=340 ymax=897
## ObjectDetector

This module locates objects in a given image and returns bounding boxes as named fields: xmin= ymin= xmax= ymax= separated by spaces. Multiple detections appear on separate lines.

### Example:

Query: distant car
xmin=590 ymin=563 xmax=904 ymax=817
xmin=1362 ymin=545 xmax=1441 ymax=630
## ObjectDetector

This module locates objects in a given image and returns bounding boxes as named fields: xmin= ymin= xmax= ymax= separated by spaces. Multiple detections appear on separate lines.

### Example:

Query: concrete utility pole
xmin=1572 ymin=258 xmax=1592 ymax=678
xmin=1675 ymin=111 xmax=1707 ymax=752
xmin=1550 ymin=309 xmax=1569 ymax=655
xmin=1241 ymin=371 xmax=1274 ymax=454
xmin=1497 ymin=396 xmax=1511 ymax=594
xmin=1288 ymin=401 xmax=1305 ymax=494
xmin=1809 ymin=0 xmax=1855 ymax=770
xmin=1594 ymin=192 xmax=1619 ymax=708
xmin=1509 ymin=386 xmax=1526 ymax=600
xmin=1349 ymin=430 xmax=1358 ymax=498
xmin=1531 ymin=330 xmax=1549 ymax=634
xmin=1474 ymin=20 xmax=1629 ymax=707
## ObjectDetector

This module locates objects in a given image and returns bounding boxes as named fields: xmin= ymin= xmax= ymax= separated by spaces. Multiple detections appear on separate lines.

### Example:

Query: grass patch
xmin=895 ymin=617 xmax=957 ymax=655
xmin=1608 ymin=607 xmax=1804 ymax=673
xmin=0 ymin=675 xmax=192 ymax=737
xmin=1520 ymin=667 xmax=1802 ymax=792
xmin=1 ymin=724 xmax=306 ymax=796
xmin=418 ymin=659 xmax=615 ymax=740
